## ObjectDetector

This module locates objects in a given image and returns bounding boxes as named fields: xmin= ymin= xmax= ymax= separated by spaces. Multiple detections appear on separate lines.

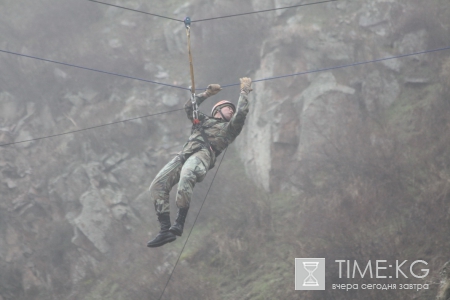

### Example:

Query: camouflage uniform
xmin=149 ymin=92 xmax=250 ymax=215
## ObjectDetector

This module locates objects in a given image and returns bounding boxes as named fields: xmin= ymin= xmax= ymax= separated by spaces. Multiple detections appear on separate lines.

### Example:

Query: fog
xmin=1 ymin=0 xmax=450 ymax=299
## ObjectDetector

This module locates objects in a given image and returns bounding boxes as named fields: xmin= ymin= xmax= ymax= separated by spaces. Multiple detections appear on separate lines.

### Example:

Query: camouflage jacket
xmin=179 ymin=92 xmax=250 ymax=169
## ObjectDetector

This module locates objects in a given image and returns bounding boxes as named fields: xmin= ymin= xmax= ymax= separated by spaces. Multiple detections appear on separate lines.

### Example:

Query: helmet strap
xmin=218 ymin=107 xmax=230 ymax=121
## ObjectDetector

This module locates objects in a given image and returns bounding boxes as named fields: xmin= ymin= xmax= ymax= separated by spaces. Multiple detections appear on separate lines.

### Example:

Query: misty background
xmin=1 ymin=0 xmax=450 ymax=299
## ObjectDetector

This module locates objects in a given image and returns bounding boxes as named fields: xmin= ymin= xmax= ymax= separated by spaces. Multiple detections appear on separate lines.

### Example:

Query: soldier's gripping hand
xmin=201 ymin=84 xmax=222 ymax=98
xmin=240 ymin=77 xmax=252 ymax=95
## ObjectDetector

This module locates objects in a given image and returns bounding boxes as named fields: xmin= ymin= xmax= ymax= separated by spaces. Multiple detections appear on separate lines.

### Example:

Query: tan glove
xmin=240 ymin=77 xmax=253 ymax=94
xmin=201 ymin=84 xmax=222 ymax=98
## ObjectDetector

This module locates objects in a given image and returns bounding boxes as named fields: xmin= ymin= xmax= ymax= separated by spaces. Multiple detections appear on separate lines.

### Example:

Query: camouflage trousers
xmin=149 ymin=148 xmax=210 ymax=215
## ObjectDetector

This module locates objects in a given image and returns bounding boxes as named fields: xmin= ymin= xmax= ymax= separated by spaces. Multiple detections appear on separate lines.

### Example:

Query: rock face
xmin=74 ymin=190 xmax=112 ymax=254
xmin=237 ymin=0 xmax=448 ymax=193
xmin=437 ymin=261 xmax=450 ymax=300
xmin=0 ymin=0 xmax=449 ymax=299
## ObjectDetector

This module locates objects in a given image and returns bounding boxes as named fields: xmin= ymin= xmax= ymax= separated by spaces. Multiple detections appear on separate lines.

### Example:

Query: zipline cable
xmin=9 ymin=45 xmax=449 ymax=93
xmin=214 ymin=45 xmax=450 ymax=89
xmin=0 ymin=49 xmax=189 ymax=91
xmin=157 ymin=147 xmax=229 ymax=300
xmin=2 ymin=45 xmax=449 ymax=143
xmin=0 ymin=108 xmax=184 ymax=147
xmin=86 ymin=0 xmax=336 ymax=23
xmin=87 ymin=0 xmax=183 ymax=22
xmin=192 ymin=0 xmax=338 ymax=23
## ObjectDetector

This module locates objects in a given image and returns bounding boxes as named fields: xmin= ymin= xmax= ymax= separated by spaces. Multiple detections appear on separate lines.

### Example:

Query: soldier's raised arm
xmin=227 ymin=77 xmax=252 ymax=137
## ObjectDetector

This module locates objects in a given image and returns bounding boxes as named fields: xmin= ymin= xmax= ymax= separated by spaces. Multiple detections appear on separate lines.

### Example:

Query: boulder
xmin=73 ymin=190 xmax=112 ymax=254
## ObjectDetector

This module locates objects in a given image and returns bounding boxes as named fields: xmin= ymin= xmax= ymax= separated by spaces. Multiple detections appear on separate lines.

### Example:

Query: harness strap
xmin=190 ymin=123 xmax=221 ymax=154
xmin=184 ymin=17 xmax=200 ymax=124
xmin=191 ymin=128 xmax=220 ymax=156
xmin=185 ymin=19 xmax=195 ymax=95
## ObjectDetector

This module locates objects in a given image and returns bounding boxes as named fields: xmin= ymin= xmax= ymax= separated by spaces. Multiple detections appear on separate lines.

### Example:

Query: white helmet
xmin=211 ymin=100 xmax=236 ymax=119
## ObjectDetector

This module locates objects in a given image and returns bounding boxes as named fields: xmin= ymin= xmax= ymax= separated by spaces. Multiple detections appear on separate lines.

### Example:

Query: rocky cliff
xmin=238 ymin=0 xmax=449 ymax=193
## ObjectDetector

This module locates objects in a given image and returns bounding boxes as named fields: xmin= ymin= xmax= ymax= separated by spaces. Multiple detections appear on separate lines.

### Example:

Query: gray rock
xmin=79 ymin=89 xmax=99 ymax=104
xmin=129 ymin=190 xmax=154 ymax=222
xmin=74 ymin=189 xmax=112 ymax=254
xmin=162 ymin=93 xmax=179 ymax=107
xmin=108 ymin=39 xmax=122 ymax=49
xmin=64 ymin=93 xmax=85 ymax=108
xmin=252 ymin=0 xmax=274 ymax=20
xmin=49 ymin=166 xmax=90 ymax=215
xmin=144 ymin=62 xmax=157 ymax=74
xmin=54 ymin=68 xmax=69 ymax=80
xmin=296 ymin=73 xmax=355 ymax=160
xmin=381 ymin=52 xmax=402 ymax=72
xmin=336 ymin=1 xmax=347 ymax=10
xmin=358 ymin=2 xmax=395 ymax=36
xmin=359 ymin=12 xmax=387 ymax=28
xmin=70 ymin=251 xmax=98 ymax=285
xmin=111 ymin=205 xmax=129 ymax=221
xmin=437 ymin=261 xmax=450 ymax=300
xmin=395 ymin=29 xmax=428 ymax=59
xmin=104 ymin=7 xmax=121 ymax=19
xmin=103 ymin=152 xmax=128 ymax=170
xmin=99 ymin=188 xmax=127 ymax=207
xmin=4 ymin=178 xmax=17 ymax=189
xmin=173 ymin=2 xmax=190 ymax=15
xmin=120 ymin=19 xmax=136 ymax=28
xmin=164 ymin=23 xmax=185 ymax=54
xmin=155 ymin=71 xmax=169 ymax=79
xmin=0 ymin=92 xmax=22 ymax=123
xmin=362 ymin=70 xmax=400 ymax=112
xmin=404 ymin=77 xmax=430 ymax=84
xmin=274 ymin=0 xmax=297 ymax=16
xmin=14 ymin=130 xmax=34 ymax=148
xmin=322 ymin=37 xmax=352 ymax=61
xmin=39 ymin=105 xmax=56 ymax=131
xmin=0 ymin=229 xmax=6 ymax=261
xmin=111 ymin=157 xmax=149 ymax=200
xmin=297 ymin=72 xmax=355 ymax=111
xmin=83 ymin=162 xmax=106 ymax=188
xmin=4 ymin=225 xmax=22 ymax=262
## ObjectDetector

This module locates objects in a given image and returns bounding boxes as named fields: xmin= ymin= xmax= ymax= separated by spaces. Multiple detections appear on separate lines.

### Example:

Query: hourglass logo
xmin=295 ymin=258 xmax=325 ymax=290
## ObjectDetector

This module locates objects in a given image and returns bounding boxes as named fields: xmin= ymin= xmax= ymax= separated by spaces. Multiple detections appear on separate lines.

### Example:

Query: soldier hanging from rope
xmin=147 ymin=77 xmax=252 ymax=247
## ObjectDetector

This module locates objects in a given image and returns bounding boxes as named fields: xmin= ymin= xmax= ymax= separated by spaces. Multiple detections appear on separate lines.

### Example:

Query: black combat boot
xmin=169 ymin=207 xmax=189 ymax=236
xmin=147 ymin=213 xmax=176 ymax=248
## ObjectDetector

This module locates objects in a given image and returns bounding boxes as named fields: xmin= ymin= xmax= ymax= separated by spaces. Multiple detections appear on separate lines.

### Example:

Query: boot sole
xmin=169 ymin=228 xmax=183 ymax=236
xmin=147 ymin=235 xmax=176 ymax=248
